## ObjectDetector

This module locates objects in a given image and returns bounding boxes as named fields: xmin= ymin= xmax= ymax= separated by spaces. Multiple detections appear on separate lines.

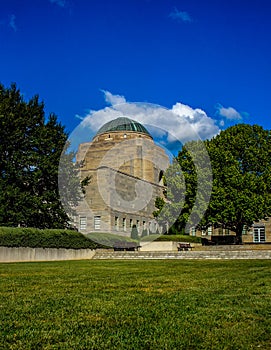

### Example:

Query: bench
xmin=177 ymin=243 xmax=193 ymax=251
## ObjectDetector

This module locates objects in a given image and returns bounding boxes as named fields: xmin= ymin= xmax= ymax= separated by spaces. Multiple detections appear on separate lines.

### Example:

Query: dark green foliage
xmin=154 ymin=140 xmax=212 ymax=234
xmin=86 ymin=232 xmax=137 ymax=247
xmin=156 ymin=124 xmax=271 ymax=242
xmin=0 ymin=83 xmax=84 ymax=228
xmin=0 ymin=226 xmax=102 ymax=249
xmin=154 ymin=234 xmax=201 ymax=243
xmin=202 ymin=124 xmax=271 ymax=242
xmin=141 ymin=228 xmax=148 ymax=238
xmin=131 ymin=224 xmax=139 ymax=240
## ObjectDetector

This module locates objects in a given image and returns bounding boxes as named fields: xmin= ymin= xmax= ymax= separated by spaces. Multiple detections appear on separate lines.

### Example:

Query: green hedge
xmin=140 ymin=234 xmax=201 ymax=243
xmin=86 ymin=232 xmax=137 ymax=247
xmin=155 ymin=234 xmax=202 ymax=243
xmin=0 ymin=227 xmax=103 ymax=249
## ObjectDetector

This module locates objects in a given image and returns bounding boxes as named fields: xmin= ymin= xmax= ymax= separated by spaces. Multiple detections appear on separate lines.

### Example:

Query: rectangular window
xmin=225 ymin=228 xmax=230 ymax=235
xmin=130 ymin=219 xmax=133 ymax=229
xmin=207 ymin=226 xmax=212 ymax=236
xmin=115 ymin=216 xmax=119 ymax=231
xmin=123 ymin=218 xmax=126 ymax=231
xmin=79 ymin=216 xmax=87 ymax=230
xmin=94 ymin=216 xmax=101 ymax=230
xmin=191 ymin=227 xmax=196 ymax=236
xmin=143 ymin=221 xmax=146 ymax=230
xmin=253 ymin=227 xmax=265 ymax=243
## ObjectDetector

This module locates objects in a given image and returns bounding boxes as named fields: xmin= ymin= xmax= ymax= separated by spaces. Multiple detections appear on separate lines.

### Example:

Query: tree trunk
xmin=235 ymin=224 xmax=243 ymax=244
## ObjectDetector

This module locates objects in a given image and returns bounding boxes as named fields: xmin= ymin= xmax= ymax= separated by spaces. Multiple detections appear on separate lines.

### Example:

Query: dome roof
xmin=96 ymin=117 xmax=152 ymax=138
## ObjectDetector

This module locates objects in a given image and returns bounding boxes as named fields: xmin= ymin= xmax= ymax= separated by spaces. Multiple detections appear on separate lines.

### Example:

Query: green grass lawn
xmin=0 ymin=260 xmax=271 ymax=350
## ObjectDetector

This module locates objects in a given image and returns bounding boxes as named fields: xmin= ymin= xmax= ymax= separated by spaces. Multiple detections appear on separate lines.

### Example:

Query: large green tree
xmin=0 ymin=83 xmax=80 ymax=228
xmin=202 ymin=124 xmax=271 ymax=242
xmin=154 ymin=140 xmax=212 ymax=234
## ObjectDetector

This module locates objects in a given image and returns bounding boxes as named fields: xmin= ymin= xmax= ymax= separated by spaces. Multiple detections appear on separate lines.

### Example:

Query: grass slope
xmin=0 ymin=260 xmax=271 ymax=349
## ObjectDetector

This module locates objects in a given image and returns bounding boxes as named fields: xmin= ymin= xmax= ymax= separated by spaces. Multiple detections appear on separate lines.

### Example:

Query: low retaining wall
xmin=0 ymin=247 xmax=96 ymax=263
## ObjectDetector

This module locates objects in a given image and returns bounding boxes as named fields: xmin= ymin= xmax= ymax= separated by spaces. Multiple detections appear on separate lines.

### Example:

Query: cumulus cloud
xmin=101 ymin=90 xmax=126 ymax=106
xmin=50 ymin=0 xmax=66 ymax=7
xmin=76 ymin=91 xmax=219 ymax=150
xmin=216 ymin=104 xmax=243 ymax=120
xmin=9 ymin=14 xmax=17 ymax=32
xmin=169 ymin=8 xmax=193 ymax=23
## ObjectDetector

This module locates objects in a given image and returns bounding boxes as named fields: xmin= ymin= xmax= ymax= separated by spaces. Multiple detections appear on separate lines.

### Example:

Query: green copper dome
xmin=96 ymin=117 xmax=152 ymax=137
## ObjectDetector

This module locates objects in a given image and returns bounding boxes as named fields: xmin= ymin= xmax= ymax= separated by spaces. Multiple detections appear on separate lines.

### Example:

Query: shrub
xmin=131 ymin=225 xmax=139 ymax=241
xmin=86 ymin=232 xmax=137 ymax=247
xmin=0 ymin=227 xmax=103 ymax=249
xmin=154 ymin=234 xmax=201 ymax=243
xmin=141 ymin=229 xmax=148 ymax=238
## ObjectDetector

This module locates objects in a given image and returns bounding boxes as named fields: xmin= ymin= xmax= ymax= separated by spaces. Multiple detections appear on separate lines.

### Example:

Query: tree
xmin=202 ymin=124 xmax=271 ymax=242
xmin=131 ymin=224 xmax=139 ymax=241
xmin=154 ymin=140 xmax=212 ymax=234
xmin=0 ymin=83 xmax=83 ymax=228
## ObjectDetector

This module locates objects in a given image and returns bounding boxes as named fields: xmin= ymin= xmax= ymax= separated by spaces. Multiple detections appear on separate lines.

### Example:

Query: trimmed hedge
xmin=0 ymin=227 xmax=103 ymax=249
xmin=86 ymin=232 xmax=137 ymax=247
xmin=141 ymin=234 xmax=201 ymax=243
xmin=155 ymin=234 xmax=202 ymax=243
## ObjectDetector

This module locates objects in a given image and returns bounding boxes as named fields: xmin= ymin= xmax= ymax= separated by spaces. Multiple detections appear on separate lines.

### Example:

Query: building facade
xmin=75 ymin=117 xmax=169 ymax=235
xmin=190 ymin=219 xmax=271 ymax=244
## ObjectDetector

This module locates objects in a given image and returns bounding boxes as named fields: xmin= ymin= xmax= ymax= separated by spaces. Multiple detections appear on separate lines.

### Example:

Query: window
xmin=94 ymin=216 xmax=101 ymax=230
xmin=242 ymin=226 xmax=247 ymax=235
xmin=115 ymin=216 xmax=119 ymax=231
xmin=191 ymin=227 xmax=196 ymax=236
xmin=218 ymin=227 xmax=223 ymax=236
xmin=253 ymin=226 xmax=265 ymax=243
xmin=207 ymin=226 xmax=212 ymax=236
xmin=130 ymin=219 xmax=133 ymax=229
xmin=79 ymin=216 xmax=87 ymax=230
xmin=201 ymin=230 xmax=206 ymax=236
xmin=123 ymin=218 xmax=127 ymax=231
xmin=143 ymin=221 xmax=146 ymax=230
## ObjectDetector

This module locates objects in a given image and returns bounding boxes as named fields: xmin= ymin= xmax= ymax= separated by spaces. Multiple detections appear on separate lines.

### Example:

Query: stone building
xmin=190 ymin=219 xmax=271 ymax=244
xmin=75 ymin=117 xmax=169 ymax=235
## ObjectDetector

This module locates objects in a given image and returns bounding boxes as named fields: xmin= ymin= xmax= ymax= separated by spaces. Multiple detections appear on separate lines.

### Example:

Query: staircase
xmin=93 ymin=249 xmax=271 ymax=260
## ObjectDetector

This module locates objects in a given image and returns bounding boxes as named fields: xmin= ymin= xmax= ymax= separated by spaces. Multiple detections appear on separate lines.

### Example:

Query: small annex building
xmin=190 ymin=219 xmax=271 ymax=245
xmin=75 ymin=117 xmax=169 ymax=235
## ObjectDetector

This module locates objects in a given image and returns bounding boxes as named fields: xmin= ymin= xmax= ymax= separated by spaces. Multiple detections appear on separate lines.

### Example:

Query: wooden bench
xmin=177 ymin=243 xmax=193 ymax=251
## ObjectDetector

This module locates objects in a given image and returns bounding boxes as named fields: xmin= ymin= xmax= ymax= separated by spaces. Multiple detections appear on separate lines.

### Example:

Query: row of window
xmin=191 ymin=225 xmax=266 ymax=243
xmin=114 ymin=216 xmax=147 ymax=232
xmin=79 ymin=215 xmax=148 ymax=232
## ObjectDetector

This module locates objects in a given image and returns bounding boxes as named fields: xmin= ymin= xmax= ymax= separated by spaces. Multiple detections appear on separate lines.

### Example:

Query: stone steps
xmin=93 ymin=250 xmax=271 ymax=260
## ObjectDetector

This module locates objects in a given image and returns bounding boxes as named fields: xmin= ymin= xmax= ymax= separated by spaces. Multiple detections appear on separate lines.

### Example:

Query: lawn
xmin=0 ymin=260 xmax=271 ymax=349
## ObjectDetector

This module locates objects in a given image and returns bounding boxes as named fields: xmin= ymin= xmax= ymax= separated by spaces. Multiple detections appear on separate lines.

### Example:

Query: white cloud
xmin=169 ymin=8 xmax=193 ymax=23
xmin=101 ymin=90 xmax=126 ymax=106
xmin=216 ymin=104 xmax=243 ymax=120
xmin=50 ymin=0 xmax=66 ymax=7
xmin=9 ymin=14 xmax=17 ymax=32
xmin=78 ymin=91 xmax=219 ymax=147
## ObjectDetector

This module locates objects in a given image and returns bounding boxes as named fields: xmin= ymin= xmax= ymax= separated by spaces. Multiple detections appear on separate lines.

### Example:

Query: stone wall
xmin=0 ymin=247 xmax=95 ymax=263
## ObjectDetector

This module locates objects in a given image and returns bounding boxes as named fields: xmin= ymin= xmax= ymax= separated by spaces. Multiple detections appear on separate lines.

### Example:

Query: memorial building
xmin=75 ymin=117 xmax=169 ymax=235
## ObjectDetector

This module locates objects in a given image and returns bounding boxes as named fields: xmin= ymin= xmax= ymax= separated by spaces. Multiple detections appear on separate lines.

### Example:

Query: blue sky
xmin=1 ymin=0 xmax=271 ymax=145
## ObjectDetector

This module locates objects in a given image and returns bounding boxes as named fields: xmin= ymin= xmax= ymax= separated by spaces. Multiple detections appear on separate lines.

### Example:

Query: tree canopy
xmin=203 ymin=124 xmax=271 ymax=242
xmin=0 ymin=83 xmax=81 ymax=228
xmin=155 ymin=124 xmax=271 ymax=242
